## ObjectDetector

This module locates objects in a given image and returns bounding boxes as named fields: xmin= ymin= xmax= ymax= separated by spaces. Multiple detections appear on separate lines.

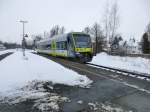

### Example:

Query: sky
xmin=0 ymin=0 xmax=150 ymax=43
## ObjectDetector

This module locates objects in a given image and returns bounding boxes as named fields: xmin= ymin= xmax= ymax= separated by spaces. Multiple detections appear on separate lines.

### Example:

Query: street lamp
xmin=19 ymin=20 xmax=28 ymax=56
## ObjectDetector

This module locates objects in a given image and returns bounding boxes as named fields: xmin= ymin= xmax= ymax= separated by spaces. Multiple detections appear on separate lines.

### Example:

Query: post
xmin=19 ymin=20 xmax=28 ymax=56
xmin=95 ymin=30 xmax=98 ymax=55
xmin=22 ymin=22 xmax=25 ymax=56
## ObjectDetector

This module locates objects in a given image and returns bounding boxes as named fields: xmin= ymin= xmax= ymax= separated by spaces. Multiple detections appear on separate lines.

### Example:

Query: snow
xmin=0 ymin=50 xmax=92 ymax=96
xmin=119 ymin=40 xmax=125 ymax=46
xmin=87 ymin=102 xmax=130 ymax=112
xmin=34 ymin=95 xmax=70 ymax=111
xmin=77 ymin=100 xmax=83 ymax=104
xmin=2 ymin=80 xmax=71 ymax=112
xmin=0 ymin=49 xmax=92 ymax=111
xmin=91 ymin=52 xmax=150 ymax=74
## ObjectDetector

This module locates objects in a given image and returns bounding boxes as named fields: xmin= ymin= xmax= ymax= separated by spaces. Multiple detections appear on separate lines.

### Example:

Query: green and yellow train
xmin=36 ymin=32 xmax=93 ymax=63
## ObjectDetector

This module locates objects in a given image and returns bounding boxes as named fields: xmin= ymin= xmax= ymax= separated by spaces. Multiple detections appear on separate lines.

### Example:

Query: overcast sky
xmin=0 ymin=0 xmax=150 ymax=43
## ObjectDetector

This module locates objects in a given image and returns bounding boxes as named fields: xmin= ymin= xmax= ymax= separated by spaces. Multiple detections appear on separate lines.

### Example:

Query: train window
xmin=46 ymin=44 xmax=51 ymax=49
xmin=63 ymin=41 xmax=67 ymax=50
xmin=60 ymin=41 xmax=67 ymax=50
xmin=56 ymin=42 xmax=61 ymax=50
xmin=56 ymin=41 xmax=67 ymax=50
xmin=61 ymin=42 xmax=64 ymax=50
xmin=62 ymin=42 xmax=64 ymax=50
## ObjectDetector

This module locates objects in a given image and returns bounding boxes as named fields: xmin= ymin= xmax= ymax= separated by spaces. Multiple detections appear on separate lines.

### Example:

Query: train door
xmin=52 ymin=40 xmax=56 ymax=56
xmin=67 ymin=35 xmax=75 ymax=57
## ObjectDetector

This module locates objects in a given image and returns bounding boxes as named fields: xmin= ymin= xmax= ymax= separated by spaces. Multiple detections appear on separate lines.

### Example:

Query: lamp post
xmin=19 ymin=20 xmax=28 ymax=56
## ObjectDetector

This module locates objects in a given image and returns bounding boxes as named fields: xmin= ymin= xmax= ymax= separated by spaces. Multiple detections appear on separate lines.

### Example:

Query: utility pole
xmin=19 ymin=20 xmax=28 ymax=56
xmin=95 ymin=28 xmax=98 ymax=55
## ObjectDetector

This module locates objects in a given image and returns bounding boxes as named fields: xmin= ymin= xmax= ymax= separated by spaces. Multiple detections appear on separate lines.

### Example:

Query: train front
xmin=73 ymin=33 xmax=93 ymax=63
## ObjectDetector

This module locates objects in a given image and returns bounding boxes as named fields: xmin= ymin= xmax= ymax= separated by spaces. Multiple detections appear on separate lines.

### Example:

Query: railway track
xmin=86 ymin=62 xmax=150 ymax=81
xmin=0 ymin=52 xmax=13 ymax=61
xmin=35 ymin=54 xmax=150 ymax=87
xmin=36 ymin=53 xmax=150 ymax=84
xmin=36 ymin=52 xmax=150 ymax=82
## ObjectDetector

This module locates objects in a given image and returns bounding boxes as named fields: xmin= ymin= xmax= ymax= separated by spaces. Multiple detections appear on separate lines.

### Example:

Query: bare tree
xmin=50 ymin=25 xmax=59 ymax=37
xmin=50 ymin=25 xmax=65 ymax=37
xmin=109 ymin=1 xmax=119 ymax=42
xmin=83 ymin=26 xmax=91 ymax=34
xmin=103 ymin=1 xmax=120 ymax=45
xmin=91 ymin=23 xmax=102 ymax=39
xmin=103 ymin=0 xmax=110 ymax=41
xmin=91 ymin=22 xmax=105 ymax=53
xmin=59 ymin=26 xmax=65 ymax=34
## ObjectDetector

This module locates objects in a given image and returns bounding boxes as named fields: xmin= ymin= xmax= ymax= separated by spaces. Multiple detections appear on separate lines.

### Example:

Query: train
xmin=36 ymin=32 xmax=93 ymax=63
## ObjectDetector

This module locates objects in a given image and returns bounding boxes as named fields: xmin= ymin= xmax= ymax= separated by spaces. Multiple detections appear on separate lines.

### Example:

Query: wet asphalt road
xmin=1 ymin=53 xmax=150 ymax=112
xmin=40 ymin=54 xmax=150 ymax=112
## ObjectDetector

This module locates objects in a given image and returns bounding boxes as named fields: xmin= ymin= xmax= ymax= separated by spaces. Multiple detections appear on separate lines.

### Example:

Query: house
xmin=125 ymin=38 xmax=141 ymax=54
xmin=111 ymin=38 xmax=141 ymax=55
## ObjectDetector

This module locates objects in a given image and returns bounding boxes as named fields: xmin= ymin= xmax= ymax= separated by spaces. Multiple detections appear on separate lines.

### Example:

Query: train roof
xmin=37 ymin=33 xmax=68 ymax=45
xmin=36 ymin=32 xmax=90 ymax=45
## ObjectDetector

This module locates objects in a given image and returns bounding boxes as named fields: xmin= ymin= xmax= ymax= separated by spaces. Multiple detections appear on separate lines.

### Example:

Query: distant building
xmin=110 ymin=38 xmax=141 ymax=55
xmin=125 ymin=38 xmax=141 ymax=54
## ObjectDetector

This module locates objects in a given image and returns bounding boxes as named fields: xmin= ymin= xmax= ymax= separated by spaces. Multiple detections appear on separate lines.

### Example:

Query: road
xmin=39 ymin=54 xmax=150 ymax=112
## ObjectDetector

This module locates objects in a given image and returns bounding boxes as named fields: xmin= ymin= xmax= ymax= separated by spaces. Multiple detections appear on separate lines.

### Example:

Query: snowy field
xmin=91 ymin=52 xmax=150 ymax=74
xmin=0 ymin=50 xmax=92 ymax=96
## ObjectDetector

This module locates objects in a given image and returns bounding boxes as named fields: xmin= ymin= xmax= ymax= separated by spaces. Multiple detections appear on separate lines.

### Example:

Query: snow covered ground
xmin=0 ymin=50 xmax=92 ymax=111
xmin=0 ymin=50 xmax=92 ymax=95
xmin=91 ymin=52 xmax=150 ymax=74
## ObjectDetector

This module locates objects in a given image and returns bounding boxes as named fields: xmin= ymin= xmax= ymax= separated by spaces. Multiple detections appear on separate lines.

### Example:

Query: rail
xmin=86 ymin=62 xmax=150 ymax=80
xmin=0 ymin=52 xmax=13 ymax=61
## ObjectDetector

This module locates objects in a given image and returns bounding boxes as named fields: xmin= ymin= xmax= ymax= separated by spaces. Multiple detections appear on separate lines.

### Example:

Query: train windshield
xmin=73 ymin=34 xmax=91 ymax=48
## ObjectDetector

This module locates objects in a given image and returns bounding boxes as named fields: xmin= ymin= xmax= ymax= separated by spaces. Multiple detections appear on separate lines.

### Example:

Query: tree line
xmin=0 ymin=40 xmax=20 ymax=49
xmin=27 ymin=0 xmax=150 ymax=55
